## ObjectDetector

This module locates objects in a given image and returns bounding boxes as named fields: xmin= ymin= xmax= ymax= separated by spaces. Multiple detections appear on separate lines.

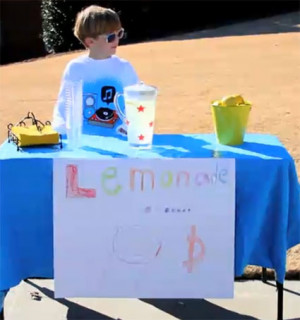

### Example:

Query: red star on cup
xmin=125 ymin=119 xmax=130 ymax=126
xmin=137 ymin=105 xmax=145 ymax=112
xmin=138 ymin=134 xmax=144 ymax=141
xmin=149 ymin=121 xmax=154 ymax=127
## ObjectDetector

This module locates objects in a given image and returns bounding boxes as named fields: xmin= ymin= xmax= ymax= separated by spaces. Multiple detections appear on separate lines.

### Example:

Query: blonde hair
xmin=74 ymin=5 xmax=121 ymax=44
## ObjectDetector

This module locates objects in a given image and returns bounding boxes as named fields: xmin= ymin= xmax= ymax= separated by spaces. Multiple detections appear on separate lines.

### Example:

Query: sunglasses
xmin=104 ymin=28 xmax=125 ymax=43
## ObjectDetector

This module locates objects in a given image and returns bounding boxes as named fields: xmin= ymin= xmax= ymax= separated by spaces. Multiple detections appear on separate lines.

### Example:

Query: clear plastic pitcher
xmin=114 ymin=82 xmax=158 ymax=149
xmin=64 ymin=80 xmax=83 ymax=149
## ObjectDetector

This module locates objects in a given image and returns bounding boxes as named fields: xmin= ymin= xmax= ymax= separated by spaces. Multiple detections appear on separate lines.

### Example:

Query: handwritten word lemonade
xmin=125 ymin=98 xmax=156 ymax=148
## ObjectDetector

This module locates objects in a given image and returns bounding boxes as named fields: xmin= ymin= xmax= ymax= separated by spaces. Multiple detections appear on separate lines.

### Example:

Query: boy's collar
xmin=86 ymin=53 xmax=115 ymax=61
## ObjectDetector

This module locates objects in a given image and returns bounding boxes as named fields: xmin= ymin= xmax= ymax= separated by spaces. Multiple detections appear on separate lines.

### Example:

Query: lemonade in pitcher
xmin=115 ymin=82 xmax=158 ymax=149
xmin=125 ymin=98 xmax=156 ymax=148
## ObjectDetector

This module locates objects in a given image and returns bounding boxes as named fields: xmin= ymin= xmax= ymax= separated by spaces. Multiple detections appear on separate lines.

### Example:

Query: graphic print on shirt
xmin=82 ymin=78 xmax=124 ymax=136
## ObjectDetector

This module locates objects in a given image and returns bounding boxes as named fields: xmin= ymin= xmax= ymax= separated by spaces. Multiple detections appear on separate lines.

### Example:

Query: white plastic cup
xmin=64 ymin=80 xmax=83 ymax=149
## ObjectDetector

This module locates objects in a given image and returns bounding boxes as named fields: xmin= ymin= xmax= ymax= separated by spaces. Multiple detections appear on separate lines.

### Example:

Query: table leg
xmin=262 ymin=267 xmax=267 ymax=283
xmin=276 ymin=281 xmax=283 ymax=320
xmin=261 ymin=268 xmax=284 ymax=320
xmin=0 ymin=290 xmax=8 ymax=320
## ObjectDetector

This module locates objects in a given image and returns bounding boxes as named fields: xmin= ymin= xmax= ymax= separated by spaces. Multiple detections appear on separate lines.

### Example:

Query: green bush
xmin=41 ymin=0 xmax=82 ymax=53
xmin=40 ymin=0 xmax=125 ymax=54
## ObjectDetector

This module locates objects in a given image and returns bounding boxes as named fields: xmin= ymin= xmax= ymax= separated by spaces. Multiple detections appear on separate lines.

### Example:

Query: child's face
xmin=86 ymin=28 xmax=124 ymax=58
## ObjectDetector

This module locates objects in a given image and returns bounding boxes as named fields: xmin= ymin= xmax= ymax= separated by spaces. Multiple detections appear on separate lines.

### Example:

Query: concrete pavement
xmin=3 ymin=279 xmax=300 ymax=320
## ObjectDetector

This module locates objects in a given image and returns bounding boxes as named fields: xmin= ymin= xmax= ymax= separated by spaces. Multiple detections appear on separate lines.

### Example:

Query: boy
xmin=52 ymin=5 xmax=139 ymax=136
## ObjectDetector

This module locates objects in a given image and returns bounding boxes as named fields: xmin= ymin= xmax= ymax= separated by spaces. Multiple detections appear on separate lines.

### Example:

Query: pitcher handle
xmin=114 ymin=92 xmax=126 ymax=123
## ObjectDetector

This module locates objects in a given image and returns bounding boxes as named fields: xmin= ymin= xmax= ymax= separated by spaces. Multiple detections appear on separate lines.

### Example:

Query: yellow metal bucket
xmin=211 ymin=103 xmax=251 ymax=145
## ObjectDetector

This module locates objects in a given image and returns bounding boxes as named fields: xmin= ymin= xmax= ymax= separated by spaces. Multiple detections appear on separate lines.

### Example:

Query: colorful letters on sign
xmin=65 ymin=163 xmax=228 ymax=197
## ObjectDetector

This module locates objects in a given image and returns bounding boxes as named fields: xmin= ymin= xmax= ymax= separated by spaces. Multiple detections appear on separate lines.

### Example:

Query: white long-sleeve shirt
xmin=52 ymin=54 xmax=139 ymax=136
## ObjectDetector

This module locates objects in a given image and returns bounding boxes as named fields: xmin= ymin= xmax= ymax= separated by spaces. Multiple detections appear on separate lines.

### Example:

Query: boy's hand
xmin=116 ymin=124 xmax=127 ymax=137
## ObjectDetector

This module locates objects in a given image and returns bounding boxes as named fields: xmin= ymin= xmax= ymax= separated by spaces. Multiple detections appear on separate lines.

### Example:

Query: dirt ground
xmin=0 ymin=12 xmax=299 ymax=278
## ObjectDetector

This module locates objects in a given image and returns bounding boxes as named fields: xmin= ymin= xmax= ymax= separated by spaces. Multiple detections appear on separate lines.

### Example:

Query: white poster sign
xmin=53 ymin=158 xmax=235 ymax=298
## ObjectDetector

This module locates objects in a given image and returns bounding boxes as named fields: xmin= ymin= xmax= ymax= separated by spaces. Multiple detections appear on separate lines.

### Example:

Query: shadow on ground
xmin=153 ymin=12 xmax=300 ymax=42
xmin=141 ymin=298 xmax=259 ymax=320
xmin=25 ymin=279 xmax=259 ymax=320
xmin=25 ymin=280 xmax=113 ymax=320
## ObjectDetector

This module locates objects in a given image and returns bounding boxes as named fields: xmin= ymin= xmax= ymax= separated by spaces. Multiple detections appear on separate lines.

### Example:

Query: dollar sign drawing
xmin=183 ymin=225 xmax=205 ymax=273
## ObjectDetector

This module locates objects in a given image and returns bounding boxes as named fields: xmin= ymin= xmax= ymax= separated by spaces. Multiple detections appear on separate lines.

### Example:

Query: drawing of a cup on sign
xmin=113 ymin=226 xmax=162 ymax=264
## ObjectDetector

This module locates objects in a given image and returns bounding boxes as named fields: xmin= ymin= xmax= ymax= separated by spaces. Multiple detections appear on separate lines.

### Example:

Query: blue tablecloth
xmin=0 ymin=133 xmax=299 ymax=300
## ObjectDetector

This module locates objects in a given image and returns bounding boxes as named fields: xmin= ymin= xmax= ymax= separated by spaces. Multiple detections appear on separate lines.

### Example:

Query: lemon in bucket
xmin=211 ymin=94 xmax=251 ymax=145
